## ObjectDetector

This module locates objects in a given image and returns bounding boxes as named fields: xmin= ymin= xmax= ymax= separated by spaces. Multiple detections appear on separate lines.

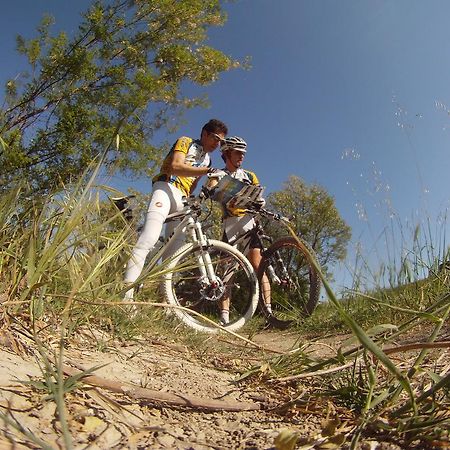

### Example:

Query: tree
xmin=0 ymin=0 xmax=243 ymax=193
xmin=266 ymin=175 xmax=351 ymax=276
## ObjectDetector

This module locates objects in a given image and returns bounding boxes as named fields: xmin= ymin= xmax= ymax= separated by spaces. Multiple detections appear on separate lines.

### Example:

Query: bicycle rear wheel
xmin=163 ymin=240 xmax=259 ymax=333
xmin=258 ymin=236 xmax=321 ymax=328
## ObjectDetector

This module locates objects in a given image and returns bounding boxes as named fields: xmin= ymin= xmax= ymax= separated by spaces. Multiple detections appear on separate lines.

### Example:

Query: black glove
xmin=252 ymin=198 xmax=266 ymax=210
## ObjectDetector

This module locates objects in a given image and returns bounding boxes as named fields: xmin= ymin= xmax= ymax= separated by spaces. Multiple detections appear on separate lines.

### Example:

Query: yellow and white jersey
xmin=222 ymin=168 xmax=259 ymax=218
xmin=153 ymin=137 xmax=211 ymax=197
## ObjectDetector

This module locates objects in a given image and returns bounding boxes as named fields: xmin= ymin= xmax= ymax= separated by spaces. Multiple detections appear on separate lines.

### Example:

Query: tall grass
xmin=245 ymin=171 xmax=450 ymax=447
xmin=1 ymin=161 xmax=449 ymax=448
xmin=300 ymin=210 xmax=449 ymax=335
xmin=241 ymin=213 xmax=450 ymax=447
xmin=0 ymin=177 xmax=171 ymax=447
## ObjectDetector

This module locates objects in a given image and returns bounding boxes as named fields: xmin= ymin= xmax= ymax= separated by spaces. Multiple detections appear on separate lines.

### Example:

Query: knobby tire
xmin=163 ymin=240 xmax=259 ymax=333
xmin=257 ymin=236 xmax=321 ymax=329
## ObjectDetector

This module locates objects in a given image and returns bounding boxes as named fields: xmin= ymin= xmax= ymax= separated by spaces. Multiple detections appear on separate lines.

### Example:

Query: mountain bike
xmin=225 ymin=205 xmax=321 ymax=329
xmin=113 ymin=195 xmax=259 ymax=333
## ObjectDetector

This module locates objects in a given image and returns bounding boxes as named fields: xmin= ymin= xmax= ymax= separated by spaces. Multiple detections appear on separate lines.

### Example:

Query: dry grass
xmin=0 ymin=178 xmax=449 ymax=448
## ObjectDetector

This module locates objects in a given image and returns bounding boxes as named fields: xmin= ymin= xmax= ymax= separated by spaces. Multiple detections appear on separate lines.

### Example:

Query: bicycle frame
xmin=225 ymin=208 xmax=291 ymax=286
xmin=141 ymin=197 xmax=220 ymax=287
xmin=115 ymin=194 xmax=260 ymax=331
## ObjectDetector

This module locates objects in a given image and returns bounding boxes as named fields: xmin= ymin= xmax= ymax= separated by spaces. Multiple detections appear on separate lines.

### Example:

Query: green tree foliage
xmin=266 ymin=175 xmax=351 ymax=275
xmin=0 ymin=0 xmax=242 ymax=193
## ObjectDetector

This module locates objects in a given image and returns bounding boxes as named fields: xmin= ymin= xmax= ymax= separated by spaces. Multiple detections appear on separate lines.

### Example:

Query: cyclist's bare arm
xmin=169 ymin=151 xmax=210 ymax=177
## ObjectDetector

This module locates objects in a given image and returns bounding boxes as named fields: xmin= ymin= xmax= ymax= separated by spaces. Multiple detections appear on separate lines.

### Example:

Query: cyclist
xmin=206 ymin=136 xmax=271 ymax=324
xmin=124 ymin=119 xmax=228 ymax=300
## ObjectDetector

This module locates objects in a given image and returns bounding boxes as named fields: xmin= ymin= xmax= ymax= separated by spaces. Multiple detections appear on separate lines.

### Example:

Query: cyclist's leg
xmin=247 ymin=247 xmax=272 ymax=314
xmin=226 ymin=219 xmax=273 ymax=314
xmin=160 ymin=183 xmax=186 ymax=261
xmin=217 ymin=230 xmax=231 ymax=324
xmin=124 ymin=182 xmax=172 ymax=298
xmin=222 ymin=215 xmax=256 ymax=244
xmin=258 ymin=237 xmax=321 ymax=326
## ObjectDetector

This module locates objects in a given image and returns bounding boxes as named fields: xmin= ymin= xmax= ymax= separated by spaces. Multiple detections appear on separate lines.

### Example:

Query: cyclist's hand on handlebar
xmin=254 ymin=197 xmax=266 ymax=208
xmin=249 ymin=197 xmax=266 ymax=211
xmin=207 ymin=168 xmax=227 ymax=179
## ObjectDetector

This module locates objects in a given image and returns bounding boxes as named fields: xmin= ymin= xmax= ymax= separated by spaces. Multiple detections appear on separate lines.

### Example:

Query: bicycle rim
xmin=258 ymin=236 xmax=321 ymax=328
xmin=163 ymin=240 xmax=259 ymax=333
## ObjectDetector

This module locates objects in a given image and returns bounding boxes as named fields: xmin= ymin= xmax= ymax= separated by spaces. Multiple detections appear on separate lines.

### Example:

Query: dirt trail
xmin=0 ymin=325 xmax=399 ymax=449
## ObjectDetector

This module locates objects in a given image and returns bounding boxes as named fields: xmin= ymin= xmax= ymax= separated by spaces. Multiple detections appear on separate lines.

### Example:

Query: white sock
xmin=265 ymin=304 xmax=272 ymax=314
xmin=220 ymin=310 xmax=229 ymax=324
xmin=124 ymin=287 xmax=134 ymax=301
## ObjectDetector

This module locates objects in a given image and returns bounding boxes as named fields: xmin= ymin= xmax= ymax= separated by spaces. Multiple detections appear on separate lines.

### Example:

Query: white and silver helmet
xmin=220 ymin=136 xmax=247 ymax=153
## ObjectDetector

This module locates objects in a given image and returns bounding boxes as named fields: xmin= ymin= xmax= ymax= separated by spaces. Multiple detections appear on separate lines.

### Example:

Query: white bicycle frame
xmin=141 ymin=197 xmax=219 ymax=286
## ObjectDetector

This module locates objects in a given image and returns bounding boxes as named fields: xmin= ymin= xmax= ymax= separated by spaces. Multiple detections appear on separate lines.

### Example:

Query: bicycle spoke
xmin=164 ymin=241 xmax=258 ymax=333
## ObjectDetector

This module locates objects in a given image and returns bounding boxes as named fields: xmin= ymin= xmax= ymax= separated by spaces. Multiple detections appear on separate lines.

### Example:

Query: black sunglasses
xmin=209 ymin=132 xmax=225 ymax=143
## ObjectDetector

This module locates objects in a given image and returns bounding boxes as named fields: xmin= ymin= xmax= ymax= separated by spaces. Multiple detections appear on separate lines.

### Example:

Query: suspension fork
xmin=186 ymin=219 xmax=219 ymax=285
xmin=272 ymin=249 xmax=291 ymax=284
xmin=262 ymin=246 xmax=291 ymax=285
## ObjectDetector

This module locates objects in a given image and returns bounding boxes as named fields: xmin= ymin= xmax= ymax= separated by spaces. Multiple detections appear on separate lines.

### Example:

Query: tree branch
xmin=63 ymin=363 xmax=262 ymax=412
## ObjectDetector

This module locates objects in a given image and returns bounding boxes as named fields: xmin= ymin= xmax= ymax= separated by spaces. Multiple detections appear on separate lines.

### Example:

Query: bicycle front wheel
xmin=163 ymin=240 xmax=259 ymax=333
xmin=258 ymin=236 xmax=321 ymax=328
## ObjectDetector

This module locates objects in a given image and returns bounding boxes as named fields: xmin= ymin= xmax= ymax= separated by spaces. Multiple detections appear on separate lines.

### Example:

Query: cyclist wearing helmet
xmin=207 ymin=136 xmax=271 ymax=324
xmin=219 ymin=136 xmax=263 ymax=239
xmin=124 ymin=119 xmax=228 ymax=300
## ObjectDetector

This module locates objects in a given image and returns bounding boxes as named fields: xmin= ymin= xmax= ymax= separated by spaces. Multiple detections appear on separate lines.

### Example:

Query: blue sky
xmin=1 ymin=1 xmax=449 ymax=290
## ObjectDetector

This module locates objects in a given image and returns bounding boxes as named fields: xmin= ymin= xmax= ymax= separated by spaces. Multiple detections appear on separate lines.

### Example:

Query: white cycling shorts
xmin=222 ymin=215 xmax=256 ymax=246
xmin=125 ymin=181 xmax=185 ymax=284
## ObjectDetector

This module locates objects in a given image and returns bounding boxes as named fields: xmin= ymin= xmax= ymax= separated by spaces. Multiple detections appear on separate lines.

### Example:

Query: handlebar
xmin=183 ymin=194 xmax=204 ymax=209
xmin=200 ymin=189 xmax=291 ymax=223
xmin=112 ymin=193 xmax=290 ymax=224
xmin=164 ymin=195 xmax=204 ymax=223
xmin=111 ymin=195 xmax=135 ymax=208
xmin=261 ymin=208 xmax=291 ymax=223
xmin=246 ymin=203 xmax=291 ymax=223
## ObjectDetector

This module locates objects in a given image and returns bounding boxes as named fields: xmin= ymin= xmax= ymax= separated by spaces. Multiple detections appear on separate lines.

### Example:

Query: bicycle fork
xmin=186 ymin=220 xmax=221 ymax=293
xmin=266 ymin=251 xmax=290 ymax=286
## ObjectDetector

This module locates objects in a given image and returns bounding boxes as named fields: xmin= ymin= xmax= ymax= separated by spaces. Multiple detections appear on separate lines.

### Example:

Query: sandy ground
xmin=0 ymin=325 xmax=330 ymax=449
xmin=0 ymin=322 xmax=427 ymax=450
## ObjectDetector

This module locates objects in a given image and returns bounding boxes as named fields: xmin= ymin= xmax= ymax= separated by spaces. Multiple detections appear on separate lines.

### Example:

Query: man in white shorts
xmin=207 ymin=136 xmax=271 ymax=324
xmin=124 ymin=119 xmax=228 ymax=300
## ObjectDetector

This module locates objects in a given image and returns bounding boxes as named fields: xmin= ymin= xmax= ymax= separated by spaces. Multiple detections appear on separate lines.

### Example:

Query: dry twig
xmin=63 ymin=364 xmax=262 ymax=412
